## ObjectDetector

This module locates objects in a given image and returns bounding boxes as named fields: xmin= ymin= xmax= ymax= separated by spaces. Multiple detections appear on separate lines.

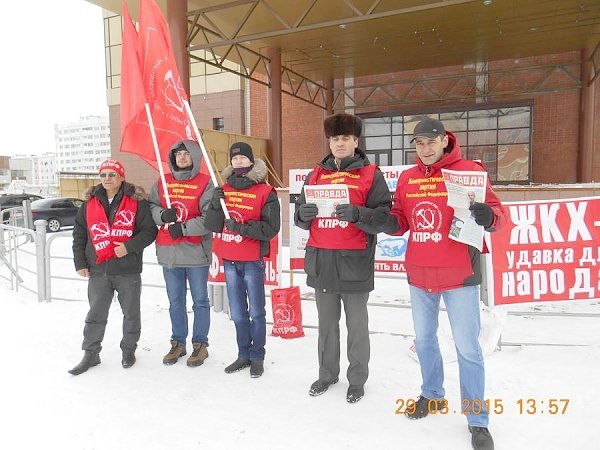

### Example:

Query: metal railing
xmin=1 ymin=220 xmax=597 ymax=348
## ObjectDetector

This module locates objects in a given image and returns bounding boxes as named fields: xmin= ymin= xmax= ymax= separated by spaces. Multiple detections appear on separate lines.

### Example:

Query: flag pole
xmin=183 ymin=100 xmax=230 ymax=219
xmin=144 ymin=102 xmax=171 ymax=209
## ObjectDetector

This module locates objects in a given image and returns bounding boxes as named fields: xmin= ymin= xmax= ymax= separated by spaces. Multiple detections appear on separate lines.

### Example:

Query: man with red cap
xmin=69 ymin=159 xmax=157 ymax=375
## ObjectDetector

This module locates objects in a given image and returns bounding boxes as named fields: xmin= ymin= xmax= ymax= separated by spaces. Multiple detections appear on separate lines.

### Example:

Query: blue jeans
xmin=409 ymin=285 xmax=488 ymax=427
xmin=163 ymin=266 xmax=210 ymax=346
xmin=224 ymin=260 xmax=266 ymax=361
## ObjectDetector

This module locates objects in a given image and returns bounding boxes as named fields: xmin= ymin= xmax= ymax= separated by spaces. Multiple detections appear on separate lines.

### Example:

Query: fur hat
xmin=324 ymin=113 xmax=362 ymax=138
xmin=229 ymin=141 xmax=254 ymax=163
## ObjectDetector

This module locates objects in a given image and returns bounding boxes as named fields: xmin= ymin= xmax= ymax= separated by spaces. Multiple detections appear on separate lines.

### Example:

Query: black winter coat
xmin=72 ymin=182 xmax=158 ymax=275
xmin=294 ymin=149 xmax=391 ymax=293
xmin=205 ymin=159 xmax=280 ymax=258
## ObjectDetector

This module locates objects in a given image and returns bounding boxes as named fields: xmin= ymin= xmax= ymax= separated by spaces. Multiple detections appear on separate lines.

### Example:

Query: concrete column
xmin=267 ymin=47 xmax=283 ymax=180
xmin=578 ymin=45 xmax=596 ymax=182
xmin=167 ymin=0 xmax=190 ymax=99
xmin=323 ymin=78 xmax=334 ymax=157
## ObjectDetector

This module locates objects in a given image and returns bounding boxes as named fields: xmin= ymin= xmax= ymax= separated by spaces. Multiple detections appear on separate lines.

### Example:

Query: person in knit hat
xmin=69 ymin=159 xmax=157 ymax=375
xmin=294 ymin=112 xmax=391 ymax=403
xmin=205 ymin=141 xmax=280 ymax=378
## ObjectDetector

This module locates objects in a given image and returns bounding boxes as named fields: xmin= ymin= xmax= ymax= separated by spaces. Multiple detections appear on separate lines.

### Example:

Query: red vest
xmin=86 ymin=195 xmax=138 ymax=264
xmin=307 ymin=164 xmax=377 ymax=250
xmin=156 ymin=172 xmax=210 ymax=246
xmin=215 ymin=183 xmax=274 ymax=261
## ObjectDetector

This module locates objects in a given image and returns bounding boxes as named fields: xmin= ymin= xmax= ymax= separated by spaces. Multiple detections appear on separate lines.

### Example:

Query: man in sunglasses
xmin=70 ymin=159 xmax=157 ymax=375
xmin=148 ymin=141 xmax=215 ymax=367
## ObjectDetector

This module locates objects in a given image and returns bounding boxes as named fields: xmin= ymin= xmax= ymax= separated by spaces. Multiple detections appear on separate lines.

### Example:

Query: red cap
xmin=98 ymin=160 xmax=125 ymax=177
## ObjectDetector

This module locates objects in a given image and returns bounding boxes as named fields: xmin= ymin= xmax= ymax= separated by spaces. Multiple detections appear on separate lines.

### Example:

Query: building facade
xmin=54 ymin=115 xmax=111 ymax=173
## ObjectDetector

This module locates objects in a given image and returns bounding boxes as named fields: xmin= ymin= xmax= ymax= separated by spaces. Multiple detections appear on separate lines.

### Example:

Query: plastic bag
xmin=271 ymin=286 xmax=304 ymax=338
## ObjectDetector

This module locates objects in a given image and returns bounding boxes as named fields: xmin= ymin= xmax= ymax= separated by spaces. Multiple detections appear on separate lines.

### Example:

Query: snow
xmin=1 ymin=236 xmax=598 ymax=450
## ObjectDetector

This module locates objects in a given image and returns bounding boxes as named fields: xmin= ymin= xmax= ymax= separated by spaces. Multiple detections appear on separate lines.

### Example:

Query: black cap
xmin=229 ymin=141 xmax=254 ymax=163
xmin=411 ymin=118 xmax=446 ymax=142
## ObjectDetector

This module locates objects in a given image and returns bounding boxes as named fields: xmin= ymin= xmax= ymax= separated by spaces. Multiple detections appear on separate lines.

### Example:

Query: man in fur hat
xmin=294 ymin=112 xmax=391 ymax=403
xmin=70 ymin=160 xmax=157 ymax=375
xmin=205 ymin=142 xmax=280 ymax=378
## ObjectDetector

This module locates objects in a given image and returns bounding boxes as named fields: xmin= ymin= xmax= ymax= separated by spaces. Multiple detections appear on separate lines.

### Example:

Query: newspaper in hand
xmin=441 ymin=168 xmax=488 ymax=251
xmin=303 ymin=184 xmax=350 ymax=218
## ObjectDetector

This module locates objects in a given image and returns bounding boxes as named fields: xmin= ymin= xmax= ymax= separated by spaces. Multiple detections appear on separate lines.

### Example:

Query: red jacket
xmin=390 ymin=132 xmax=506 ymax=292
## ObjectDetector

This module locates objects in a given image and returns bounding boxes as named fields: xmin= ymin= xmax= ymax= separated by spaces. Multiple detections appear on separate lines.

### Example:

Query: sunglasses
xmin=99 ymin=172 xmax=118 ymax=178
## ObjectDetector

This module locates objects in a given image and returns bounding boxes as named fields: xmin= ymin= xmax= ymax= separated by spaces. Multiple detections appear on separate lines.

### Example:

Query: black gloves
xmin=225 ymin=218 xmax=242 ymax=234
xmin=297 ymin=203 xmax=318 ymax=222
xmin=211 ymin=187 xmax=225 ymax=209
xmin=469 ymin=202 xmax=494 ymax=228
xmin=335 ymin=204 xmax=359 ymax=223
xmin=168 ymin=223 xmax=184 ymax=239
xmin=161 ymin=208 xmax=178 ymax=223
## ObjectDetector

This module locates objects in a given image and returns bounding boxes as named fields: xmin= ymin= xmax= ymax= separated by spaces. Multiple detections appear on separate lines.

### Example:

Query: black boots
xmin=346 ymin=385 xmax=364 ymax=403
xmin=308 ymin=378 xmax=339 ymax=396
xmin=68 ymin=351 xmax=101 ymax=375
xmin=224 ymin=358 xmax=251 ymax=374
xmin=250 ymin=360 xmax=264 ymax=378
xmin=469 ymin=426 xmax=495 ymax=450
xmin=122 ymin=352 xmax=136 ymax=368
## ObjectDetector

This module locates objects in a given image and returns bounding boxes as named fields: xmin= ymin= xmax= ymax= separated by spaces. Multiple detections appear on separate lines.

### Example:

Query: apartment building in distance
xmin=55 ymin=115 xmax=110 ymax=173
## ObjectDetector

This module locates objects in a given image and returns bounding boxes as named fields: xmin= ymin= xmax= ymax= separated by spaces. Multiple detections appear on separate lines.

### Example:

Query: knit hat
xmin=98 ymin=160 xmax=125 ymax=177
xmin=229 ymin=141 xmax=254 ymax=163
xmin=323 ymin=113 xmax=362 ymax=138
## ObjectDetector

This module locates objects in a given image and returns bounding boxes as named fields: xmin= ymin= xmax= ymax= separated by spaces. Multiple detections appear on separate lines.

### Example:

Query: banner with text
xmin=486 ymin=196 xmax=600 ymax=305
xmin=289 ymin=166 xmax=412 ymax=276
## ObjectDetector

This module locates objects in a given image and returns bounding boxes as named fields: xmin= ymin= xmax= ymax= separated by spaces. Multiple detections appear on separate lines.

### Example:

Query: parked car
xmin=0 ymin=193 xmax=44 ymax=211
xmin=31 ymin=197 xmax=84 ymax=232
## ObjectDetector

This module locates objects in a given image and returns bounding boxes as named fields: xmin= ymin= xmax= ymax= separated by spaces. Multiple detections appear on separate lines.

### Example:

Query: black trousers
xmin=81 ymin=273 xmax=141 ymax=354
xmin=315 ymin=291 xmax=370 ymax=386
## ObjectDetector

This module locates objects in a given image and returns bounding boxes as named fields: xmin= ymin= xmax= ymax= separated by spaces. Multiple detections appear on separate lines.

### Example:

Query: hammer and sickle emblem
xmin=113 ymin=210 xmax=135 ymax=227
xmin=90 ymin=222 xmax=110 ymax=240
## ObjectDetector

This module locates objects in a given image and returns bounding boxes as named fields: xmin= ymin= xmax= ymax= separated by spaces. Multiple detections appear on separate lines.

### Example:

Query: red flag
xmin=137 ymin=0 xmax=203 ymax=171
xmin=119 ymin=1 xmax=149 ymax=164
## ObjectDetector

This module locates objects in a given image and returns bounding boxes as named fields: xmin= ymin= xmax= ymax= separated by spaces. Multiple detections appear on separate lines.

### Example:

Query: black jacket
xmin=205 ymin=159 xmax=280 ymax=258
xmin=72 ymin=182 xmax=158 ymax=275
xmin=294 ymin=149 xmax=391 ymax=293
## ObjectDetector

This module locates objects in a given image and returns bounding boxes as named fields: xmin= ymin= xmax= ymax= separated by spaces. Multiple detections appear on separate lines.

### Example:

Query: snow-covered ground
xmin=1 ymin=234 xmax=598 ymax=449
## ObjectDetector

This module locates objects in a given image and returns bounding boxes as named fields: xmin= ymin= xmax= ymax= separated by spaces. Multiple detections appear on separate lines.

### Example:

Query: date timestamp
xmin=395 ymin=398 xmax=570 ymax=415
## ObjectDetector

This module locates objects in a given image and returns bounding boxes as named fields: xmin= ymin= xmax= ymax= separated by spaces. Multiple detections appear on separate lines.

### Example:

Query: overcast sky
xmin=1 ymin=0 xmax=108 ymax=156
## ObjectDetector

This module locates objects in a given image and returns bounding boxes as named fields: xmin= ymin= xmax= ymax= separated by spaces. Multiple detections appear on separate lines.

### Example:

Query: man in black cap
xmin=378 ymin=117 xmax=506 ymax=450
xmin=294 ymin=112 xmax=391 ymax=403
xmin=205 ymin=141 xmax=280 ymax=379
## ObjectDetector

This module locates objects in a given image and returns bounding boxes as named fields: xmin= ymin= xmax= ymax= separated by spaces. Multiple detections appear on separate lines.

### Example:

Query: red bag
xmin=270 ymin=286 xmax=304 ymax=338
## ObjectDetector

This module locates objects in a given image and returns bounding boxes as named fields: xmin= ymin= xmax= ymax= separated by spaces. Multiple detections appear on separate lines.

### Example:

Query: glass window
xmin=468 ymin=110 xmax=497 ymax=130
xmin=363 ymin=118 xmax=391 ymax=136
xmin=391 ymin=117 xmax=403 ymax=135
xmin=499 ymin=107 xmax=530 ymax=128
xmin=364 ymin=136 xmax=391 ymax=149
xmin=360 ymin=104 xmax=532 ymax=184
xmin=392 ymin=150 xmax=404 ymax=165
xmin=499 ymin=128 xmax=529 ymax=143
xmin=468 ymin=130 xmax=497 ymax=146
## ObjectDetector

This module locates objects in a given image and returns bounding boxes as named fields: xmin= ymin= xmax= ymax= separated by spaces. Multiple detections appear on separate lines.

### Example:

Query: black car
xmin=0 ymin=193 xmax=44 ymax=211
xmin=31 ymin=197 xmax=84 ymax=232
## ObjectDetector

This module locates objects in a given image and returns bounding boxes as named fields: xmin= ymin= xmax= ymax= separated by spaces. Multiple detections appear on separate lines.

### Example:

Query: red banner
xmin=119 ymin=1 xmax=146 ymax=160
xmin=120 ymin=0 xmax=204 ymax=174
xmin=487 ymin=197 xmax=600 ymax=305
